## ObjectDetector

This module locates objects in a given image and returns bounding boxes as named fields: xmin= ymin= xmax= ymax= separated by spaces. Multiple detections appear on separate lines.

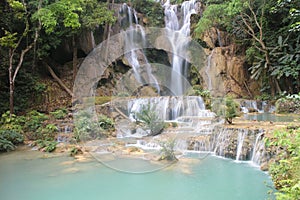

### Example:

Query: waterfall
xmin=126 ymin=126 xmax=268 ymax=166
xmin=163 ymin=0 xmax=197 ymax=95
xmin=216 ymin=29 xmax=223 ymax=47
xmin=251 ymin=131 xmax=265 ymax=165
xmin=127 ymin=96 xmax=214 ymax=121
xmin=119 ymin=4 xmax=160 ymax=93
xmin=205 ymin=49 xmax=214 ymax=91
xmin=235 ymin=129 xmax=247 ymax=161
xmin=240 ymin=100 xmax=274 ymax=113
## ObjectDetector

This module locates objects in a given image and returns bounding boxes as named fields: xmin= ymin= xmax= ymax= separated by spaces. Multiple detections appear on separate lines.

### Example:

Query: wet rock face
xmin=200 ymin=45 xmax=260 ymax=98
xmin=276 ymin=98 xmax=300 ymax=114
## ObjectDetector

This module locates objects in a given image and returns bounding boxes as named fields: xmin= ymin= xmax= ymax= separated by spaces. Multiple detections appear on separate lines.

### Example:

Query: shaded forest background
xmin=0 ymin=0 xmax=299 ymax=115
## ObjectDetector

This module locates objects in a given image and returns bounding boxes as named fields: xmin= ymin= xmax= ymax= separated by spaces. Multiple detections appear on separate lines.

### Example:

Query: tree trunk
xmin=44 ymin=62 xmax=74 ymax=97
xmin=72 ymin=35 xmax=78 ymax=81
xmin=9 ymin=49 xmax=14 ymax=116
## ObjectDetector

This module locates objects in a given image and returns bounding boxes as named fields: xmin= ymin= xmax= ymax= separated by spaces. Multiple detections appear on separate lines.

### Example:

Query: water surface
xmin=0 ymin=149 xmax=274 ymax=200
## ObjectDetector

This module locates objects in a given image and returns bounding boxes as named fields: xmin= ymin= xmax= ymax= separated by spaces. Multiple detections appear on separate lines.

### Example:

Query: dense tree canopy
xmin=195 ymin=0 xmax=300 ymax=96
xmin=0 ymin=0 xmax=116 ymax=114
xmin=0 ymin=0 xmax=300 ymax=115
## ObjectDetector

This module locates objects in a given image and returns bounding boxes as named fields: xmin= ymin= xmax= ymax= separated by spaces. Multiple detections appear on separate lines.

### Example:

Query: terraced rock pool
xmin=0 ymin=148 xmax=274 ymax=200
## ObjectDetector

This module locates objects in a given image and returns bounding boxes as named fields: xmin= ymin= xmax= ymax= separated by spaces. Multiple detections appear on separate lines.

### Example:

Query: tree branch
xmin=44 ymin=62 xmax=74 ymax=97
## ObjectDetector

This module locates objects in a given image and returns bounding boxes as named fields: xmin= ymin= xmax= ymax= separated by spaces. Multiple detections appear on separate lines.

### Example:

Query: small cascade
xmin=123 ymin=125 xmax=268 ymax=166
xmin=251 ymin=131 xmax=265 ymax=165
xmin=57 ymin=123 xmax=73 ymax=143
xmin=119 ymin=4 xmax=160 ymax=93
xmin=205 ymin=49 xmax=214 ymax=91
xmin=127 ymin=96 xmax=215 ymax=121
xmin=216 ymin=29 xmax=223 ymax=47
xmin=175 ymin=139 xmax=188 ymax=152
xmin=235 ymin=129 xmax=247 ymax=161
xmin=240 ymin=100 xmax=275 ymax=113
xmin=163 ymin=0 xmax=198 ymax=95
xmin=132 ymin=139 xmax=161 ymax=150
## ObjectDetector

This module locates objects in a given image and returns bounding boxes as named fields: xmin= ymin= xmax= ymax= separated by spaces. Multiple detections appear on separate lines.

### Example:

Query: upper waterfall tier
xmin=126 ymin=96 xmax=215 ymax=121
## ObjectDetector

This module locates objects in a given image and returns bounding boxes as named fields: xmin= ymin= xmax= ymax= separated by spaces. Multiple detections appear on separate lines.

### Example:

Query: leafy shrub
xmin=98 ymin=115 xmax=115 ymax=131
xmin=23 ymin=110 xmax=55 ymax=140
xmin=35 ymin=124 xmax=58 ymax=141
xmin=24 ymin=110 xmax=48 ymax=133
xmin=0 ymin=138 xmax=15 ymax=152
xmin=134 ymin=104 xmax=164 ymax=136
xmin=266 ymin=128 xmax=300 ymax=199
xmin=159 ymin=139 xmax=177 ymax=161
xmin=74 ymin=111 xmax=101 ymax=142
xmin=69 ymin=146 xmax=82 ymax=157
xmin=132 ymin=0 xmax=164 ymax=27
xmin=0 ymin=130 xmax=24 ymax=152
xmin=50 ymin=108 xmax=67 ymax=119
xmin=34 ymin=139 xmax=58 ymax=152
xmin=189 ymin=85 xmax=212 ymax=109
xmin=211 ymin=97 xmax=239 ymax=124
xmin=0 ymin=111 xmax=24 ymax=132
xmin=0 ymin=130 xmax=24 ymax=144
xmin=276 ymin=93 xmax=300 ymax=114
xmin=0 ymin=112 xmax=24 ymax=152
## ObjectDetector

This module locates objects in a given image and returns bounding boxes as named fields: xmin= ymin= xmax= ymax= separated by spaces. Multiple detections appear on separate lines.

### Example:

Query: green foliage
xmin=74 ymin=111 xmax=101 ymax=142
xmin=0 ymin=129 xmax=24 ymax=152
xmin=132 ymin=0 xmax=165 ymax=27
xmin=195 ymin=3 xmax=229 ymax=36
xmin=0 ymin=138 xmax=15 ymax=152
xmin=188 ymin=85 xmax=212 ymax=109
xmin=24 ymin=110 xmax=48 ymax=133
xmin=266 ymin=128 xmax=300 ymax=199
xmin=69 ymin=146 xmax=82 ymax=157
xmin=211 ymin=97 xmax=239 ymax=124
xmin=0 ymin=130 xmax=24 ymax=145
xmin=224 ymin=97 xmax=239 ymax=124
xmin=254 ymin=93 xmax=272 ymax=101
xmin=275 ymin=93 xmax=300 ymax=114
xmin=34 ymin=139 xmax=58 ymax=152
xmin=81 ymin=0 xmax=116 ymax=29
xmin=98 ymin=115 xmax=115 ymax=131
xmin=0 ymin=111 xmax=24 ymax=132
xmin=159 ymin=139 xmax=177 ymax=161
xmin=0 ymin=111 xmax=24 ymax=152
xmin=193 ymin=0 xmax=300 ymax=95
xmin=34 ymin=0 xmax=116 ymax=34
xmin=134 ymin=104 xmax=164 ymax=136
xmin=50 ymin=108 xmax=68 ymax=119
xmin=22 ymin=110 xmax=59 ymax=141
xmin=272 ymin=0 xmax=300 ymax=32
xmin=0 ymin=30 xmax=18 ymax=48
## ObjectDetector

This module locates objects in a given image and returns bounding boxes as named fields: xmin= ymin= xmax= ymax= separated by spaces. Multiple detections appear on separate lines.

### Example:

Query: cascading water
xmin=163 ymin=0 xmax=198 ymax=95
xmin=235 ymin=129 xmax=247 ymax=161
xmin=119 ymin=4 xmax=160 ymax=93
xmin=113 ymin=1 xmax=269 ymax=168
xmin=205 ymin=49 xmax=214 ymax=91
xmin=128 ymin=96 xmax=215 ymax=121
xmin=251 ymin=131 xmax=266 ymax=165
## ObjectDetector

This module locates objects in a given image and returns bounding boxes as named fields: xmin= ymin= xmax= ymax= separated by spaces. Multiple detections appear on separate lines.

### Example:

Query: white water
xmin=251 ymin=131 xmax=265 ymax=165
xmin=114 ymin=1 xmax=269 ymax=166
xmin=120 ymin=4 xmax=160 ymax=93
xmin=127 ymin=126 xmax=267 ymax=166
xmin=163 ymin=0 xmax=198 ymax=95
xmin=128 ymin=96 xmax=214 ymax=121
xmin=235 ymin=129 xmax=247 ymax=161
xmin=240 ymin=100 xmax=275 ymax=113
xmin=205 ymin=49 xmax=214 ymax=91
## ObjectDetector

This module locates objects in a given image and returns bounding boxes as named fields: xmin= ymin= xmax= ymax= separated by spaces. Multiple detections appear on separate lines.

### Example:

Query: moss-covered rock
xmin=276 ymin=98 xmax=300 ymax=114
